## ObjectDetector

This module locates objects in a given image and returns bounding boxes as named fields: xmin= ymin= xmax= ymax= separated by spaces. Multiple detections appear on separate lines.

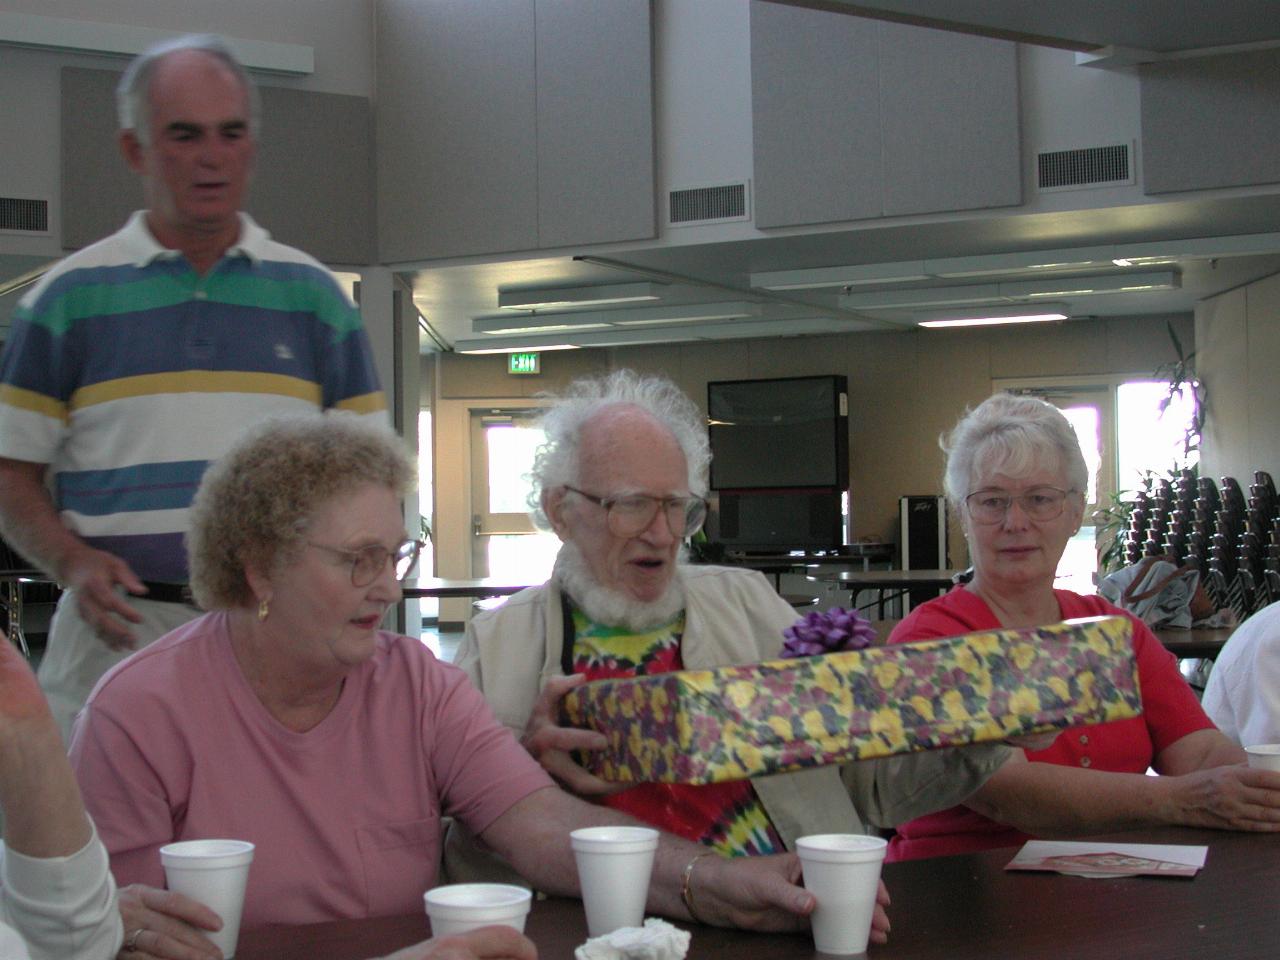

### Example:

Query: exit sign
xmin=508 ymin=352 xmax=541 ymax=375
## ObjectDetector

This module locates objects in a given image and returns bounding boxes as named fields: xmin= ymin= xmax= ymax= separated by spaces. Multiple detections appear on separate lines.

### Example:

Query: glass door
xmin=468 ymin=410 xmax=561 ymax=582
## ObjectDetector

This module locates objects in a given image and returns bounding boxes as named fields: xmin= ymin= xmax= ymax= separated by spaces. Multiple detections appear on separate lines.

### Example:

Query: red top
xmin=885 ymin=586 xmax=1214 ymax=861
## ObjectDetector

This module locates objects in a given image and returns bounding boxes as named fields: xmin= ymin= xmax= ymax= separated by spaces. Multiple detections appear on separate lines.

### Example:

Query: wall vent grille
xmin=0 ymin=198 xmax=49 ymax=233
xmin=1037 ymin=144 xmax=1132 ymax=191
xmin=668 ymin=182 xmax=749 ymax=225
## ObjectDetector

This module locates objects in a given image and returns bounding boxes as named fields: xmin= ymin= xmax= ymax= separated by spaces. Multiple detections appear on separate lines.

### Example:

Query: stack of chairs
xmin=1113 ymin=470 xmax=1280 ymax=623
xmin=1123 ymin=489 xmax=1153 ymax=567
xmin=1160 ymin=471 xmax=1196 ymax=565
xmin=1246 ymin=471 xmax=1279 ymax=613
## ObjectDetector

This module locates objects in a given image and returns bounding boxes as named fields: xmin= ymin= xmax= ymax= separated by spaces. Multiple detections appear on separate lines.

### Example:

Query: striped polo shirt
xmin=0 ymin=211 xmax=386 ymax=582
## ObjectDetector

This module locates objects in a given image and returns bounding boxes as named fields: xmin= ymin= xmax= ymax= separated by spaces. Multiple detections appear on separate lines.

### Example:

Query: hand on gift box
xmin=524 ymin=674 xmax=622 ymax=797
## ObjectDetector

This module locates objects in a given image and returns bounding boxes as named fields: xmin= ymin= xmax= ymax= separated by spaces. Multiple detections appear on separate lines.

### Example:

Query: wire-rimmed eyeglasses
xmin=964 ymin=486 xmax=1075 ymax=525
xmin=564 ymin=486 xmax=708 ymax=538
xmin=307 ymin=538 xmax=425 ymax=587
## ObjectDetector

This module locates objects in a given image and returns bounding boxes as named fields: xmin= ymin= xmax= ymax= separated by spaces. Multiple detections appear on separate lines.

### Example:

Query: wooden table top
xmin=237 ymin=826 xmax=1278 ymax=960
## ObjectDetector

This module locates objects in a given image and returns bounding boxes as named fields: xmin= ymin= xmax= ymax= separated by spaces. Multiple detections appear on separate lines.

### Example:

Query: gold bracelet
xmin=680 ymin=851 xmax=716 ymax=925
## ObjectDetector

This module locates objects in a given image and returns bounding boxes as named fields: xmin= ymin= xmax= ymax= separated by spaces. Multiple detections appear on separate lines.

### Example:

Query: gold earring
xmin=257 ymin=598 xmax=270 ymax=622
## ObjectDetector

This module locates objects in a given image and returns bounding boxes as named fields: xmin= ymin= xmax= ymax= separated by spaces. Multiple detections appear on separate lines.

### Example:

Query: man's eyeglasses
xmin=964 ymin=486 xmax=1075 ymax=525
xmin=307 ymin=538 xmax=425 ymax=587
xmin=564 ymin=486 xmax=708 ymax=538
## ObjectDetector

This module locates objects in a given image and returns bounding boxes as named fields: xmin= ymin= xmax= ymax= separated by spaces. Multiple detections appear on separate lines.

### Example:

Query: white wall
xmin=0 ymin=1 xmax=374 ymax=257
xmin=1197 ymin=271 xmax=1280 ymax=483
xmin=654 ymin=0 xmax=757 ymax=245
xmin=1 ymin=1 xmax=374 ymax=93
xmin=646 ymin=4 xmax=1187 ymax=258
xmin=1017 ymin=43 xmax=1146 ymax=212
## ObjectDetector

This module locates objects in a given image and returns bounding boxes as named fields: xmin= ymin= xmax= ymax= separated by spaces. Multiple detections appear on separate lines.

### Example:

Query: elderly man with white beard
xmin=448 ymin=370 xmax=1011 ymax=883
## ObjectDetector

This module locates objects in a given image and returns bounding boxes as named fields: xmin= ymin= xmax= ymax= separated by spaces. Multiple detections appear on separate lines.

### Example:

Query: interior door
xmin=468 ymin=410 xmax=560 ymax=582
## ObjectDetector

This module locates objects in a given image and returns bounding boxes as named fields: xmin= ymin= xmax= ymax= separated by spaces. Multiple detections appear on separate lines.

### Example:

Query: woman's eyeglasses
xmin=964 ymin=487 xmax=1075 ymax=525
xmin=307 ymin=538 xmax=425 ymax=587
xmin=564 ymin=486 xmax=708 ymax=538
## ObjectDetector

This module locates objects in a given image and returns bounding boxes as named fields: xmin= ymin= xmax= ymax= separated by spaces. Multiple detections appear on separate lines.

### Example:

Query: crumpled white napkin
xmin=574 ymin=918 xmax=692 ymax=960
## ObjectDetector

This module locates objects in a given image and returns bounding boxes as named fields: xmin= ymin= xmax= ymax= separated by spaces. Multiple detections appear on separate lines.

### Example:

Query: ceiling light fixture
xmin=919 ymin=312 xmax=1067 ymax=329
xmin=840 ymin=271 xmax=1179 ymax=310
xmin=455 ymin=315 xmax=871 ymax=354
xmin=473 ymin=321 xmax=614 ymax=335
xmin=751 ymin=262 xmax=929 ymax=290
xmin=457 ymin=343 xmax=581 ymax=355
xmin=999 ymin=270 xmax=1179 ymax=299
xmin=496 ymin=281 xmax=659 ymax=310
xmin=473 ymin=301 xmax=763 ymax=335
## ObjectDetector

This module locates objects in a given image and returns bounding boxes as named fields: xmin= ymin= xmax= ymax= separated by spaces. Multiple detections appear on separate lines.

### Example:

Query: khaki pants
xmin=38 ymin=588 xmax=202 ymax=745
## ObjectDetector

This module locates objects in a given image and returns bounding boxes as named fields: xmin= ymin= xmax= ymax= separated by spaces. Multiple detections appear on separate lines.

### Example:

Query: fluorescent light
xmin=454 ymin=314 xmax=869 ymax=353
xmin=609 ymin=302 xmax=761 ymax=326
xmin=920 ymin=312 xmax=1067 ymax=329
xmin=474 ymin=301 xmax=761 ymax=334
xmin=1000 ymin=270 xmax=1179 ymax=298
xmin=497 ymin=282 xmax=659 ymax=310
xmin=752 ymin=262 xmax=929 ymax=290
xmin=457 ymin=342 xmax=580 ymax=355
xmin=840 ymin=271 xmax=1179 ymax=310
xmin=925 ymin=247 xmax=1116 ymax=278
xmin=840 ymin=284 xmax=1002 ymax=309
xmin=474 ymin=320 xmax=613 ymax=335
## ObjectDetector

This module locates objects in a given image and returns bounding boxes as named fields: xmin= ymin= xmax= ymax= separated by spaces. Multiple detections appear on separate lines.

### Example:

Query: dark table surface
xmin=400 ymin=578 xmax=535 ymax=600
xmin=1154 ymin=625 xmax=1235 ymax=660
xmin=237 ymin=826 xmax=1278 ymax=960
xmin=810 ymin=569 xmax=962 ymax=588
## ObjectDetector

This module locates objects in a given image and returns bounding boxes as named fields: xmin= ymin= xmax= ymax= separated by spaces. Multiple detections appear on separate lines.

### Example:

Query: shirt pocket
xmin=356 ymin=818 xmax=440 ymax=917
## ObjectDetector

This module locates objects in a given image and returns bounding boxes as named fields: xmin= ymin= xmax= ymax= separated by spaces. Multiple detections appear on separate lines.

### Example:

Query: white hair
xmin=117 ymin=33 xmax=260 ymax=145
xmin=527 ymin=370 xmax=710 ymax=526
xmin=942 ymin=392 xmax=1089 ymax=509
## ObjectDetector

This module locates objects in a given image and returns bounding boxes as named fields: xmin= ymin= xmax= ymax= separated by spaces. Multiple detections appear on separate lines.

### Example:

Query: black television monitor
xmin=716 ymin=490 xmax=844 ymax=553
xmin=707 ymin=375 xmax=849 ymax=490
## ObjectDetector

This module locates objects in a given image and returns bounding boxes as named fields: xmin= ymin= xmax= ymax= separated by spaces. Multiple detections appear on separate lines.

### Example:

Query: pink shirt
xmin=886 ymin=587 xmax=1214 ymax=861
xmin=69 ymin=612 xmax=553 ymax=926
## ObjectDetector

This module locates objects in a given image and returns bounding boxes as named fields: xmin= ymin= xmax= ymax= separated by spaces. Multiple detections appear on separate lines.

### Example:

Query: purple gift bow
xmin=781 ymin=606 xmax=876 ymax=658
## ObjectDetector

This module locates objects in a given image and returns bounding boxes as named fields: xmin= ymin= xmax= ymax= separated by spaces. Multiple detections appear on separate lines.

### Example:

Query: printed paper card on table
xmin=561 ymin=615 xmax=1142 ymax=785
xmin=1006 ymin=840 xmax=1208 ymax=878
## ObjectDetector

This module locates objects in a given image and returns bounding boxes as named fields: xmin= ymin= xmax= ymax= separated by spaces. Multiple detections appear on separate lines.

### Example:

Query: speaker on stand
xmin=899 ymin=496 xmax=948 ymax=614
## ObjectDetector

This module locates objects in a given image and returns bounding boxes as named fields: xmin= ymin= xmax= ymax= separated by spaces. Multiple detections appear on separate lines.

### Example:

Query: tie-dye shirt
xmin=569 ymin=605 xmax=784 ymax=857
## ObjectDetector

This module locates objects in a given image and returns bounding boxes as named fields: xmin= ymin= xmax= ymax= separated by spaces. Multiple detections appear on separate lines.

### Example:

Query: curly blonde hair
xmin=188 ymin=414 xmax=415 ymax=610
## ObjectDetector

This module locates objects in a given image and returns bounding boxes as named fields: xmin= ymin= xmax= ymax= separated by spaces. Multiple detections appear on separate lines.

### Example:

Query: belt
xmin=138 ymin=581 xmax=196 ymax=606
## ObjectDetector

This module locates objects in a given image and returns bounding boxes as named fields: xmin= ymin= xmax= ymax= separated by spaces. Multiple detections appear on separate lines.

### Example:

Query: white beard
xmin=553 ymin=541 xmax=686 ymax=631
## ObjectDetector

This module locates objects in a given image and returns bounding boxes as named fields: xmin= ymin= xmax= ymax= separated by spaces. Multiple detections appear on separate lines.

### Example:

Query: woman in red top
xmin=888 ymin=393 xmax=1280 ymax=861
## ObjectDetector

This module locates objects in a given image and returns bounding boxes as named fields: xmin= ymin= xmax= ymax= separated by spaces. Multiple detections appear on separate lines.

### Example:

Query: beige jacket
xmin=452 ymin=564 xmax=1009 ymax=868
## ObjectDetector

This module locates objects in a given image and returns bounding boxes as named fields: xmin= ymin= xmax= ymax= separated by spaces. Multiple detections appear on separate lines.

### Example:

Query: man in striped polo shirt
xmin=0 ymin=35 xmax=385 ymax=739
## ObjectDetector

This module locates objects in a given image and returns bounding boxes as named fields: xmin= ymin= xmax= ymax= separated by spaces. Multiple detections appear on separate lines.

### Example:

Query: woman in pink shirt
xmin=70 ymin=415 xmax=864 ymax=960
xmin=887 ymin=393 xmax=1280 ymax=861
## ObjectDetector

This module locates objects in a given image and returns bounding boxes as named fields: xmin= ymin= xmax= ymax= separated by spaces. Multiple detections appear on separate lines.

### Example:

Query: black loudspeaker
xmin=718 ymin=490 xmax=843 ymax=552
xmin=899 ymin=496 xmax=948 ymax=611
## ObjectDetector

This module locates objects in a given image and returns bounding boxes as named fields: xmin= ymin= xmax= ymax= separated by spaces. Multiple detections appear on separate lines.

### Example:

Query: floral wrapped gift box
xmin=560 ymin=615 xmax=1141 ymax=785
